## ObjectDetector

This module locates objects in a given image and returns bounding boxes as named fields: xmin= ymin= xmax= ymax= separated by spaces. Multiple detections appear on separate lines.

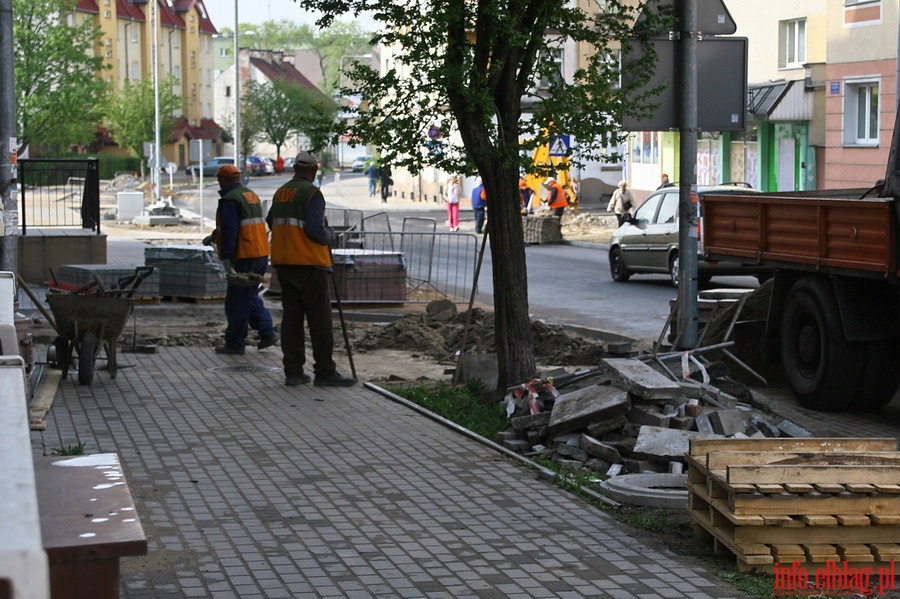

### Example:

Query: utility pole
xmin=0 ymin=0 xmax=17 ymax=273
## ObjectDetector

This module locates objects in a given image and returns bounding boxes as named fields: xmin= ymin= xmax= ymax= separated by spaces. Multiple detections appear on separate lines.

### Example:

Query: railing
xmin=332 ymin=230 xmax=479 ymax=304
xmin=18 ymin=158 xmax=101 ymax=234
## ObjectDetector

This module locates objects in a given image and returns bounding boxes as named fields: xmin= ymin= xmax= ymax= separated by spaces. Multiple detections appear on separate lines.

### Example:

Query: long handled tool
xmin=328 ymin=247 xmax=357 ymax=380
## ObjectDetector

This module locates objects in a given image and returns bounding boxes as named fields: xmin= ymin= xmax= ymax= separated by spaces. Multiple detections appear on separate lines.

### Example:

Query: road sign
xmin=621 ymin=37 xmax=747 ymax=131
xmin=143 ymin=142 xmax=154 ymax=158
xmin=635 ymin=0 xmax=736 ymax=36
xmin=548 ymin=135 xmax=571 ymax=157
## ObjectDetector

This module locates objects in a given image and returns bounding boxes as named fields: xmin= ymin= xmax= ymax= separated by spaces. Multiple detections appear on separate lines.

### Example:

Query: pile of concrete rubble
xmin=499 ymin=357 xmax=812 ymax=478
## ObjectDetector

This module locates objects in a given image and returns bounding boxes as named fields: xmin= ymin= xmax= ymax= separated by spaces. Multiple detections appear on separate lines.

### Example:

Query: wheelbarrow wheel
xmin=78 ymin=331 xmax=97 ymax=385
xmin=107 ymin=341 xmax=118 ymax=379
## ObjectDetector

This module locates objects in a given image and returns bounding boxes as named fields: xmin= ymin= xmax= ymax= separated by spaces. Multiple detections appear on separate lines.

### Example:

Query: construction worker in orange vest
xmin=542 ymin=176 xmax=568 ymax=217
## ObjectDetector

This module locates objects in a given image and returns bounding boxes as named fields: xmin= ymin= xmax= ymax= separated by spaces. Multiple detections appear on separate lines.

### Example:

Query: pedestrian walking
xmin=206 ymin=164 xmax=278 ymax=355
xmin=267 ymin=151 xmax=356 ymax=387
xmin=445 ymin=175 xmax=461 ymax=231
xmin=364 ymin=162 xmax=379 ymax=197
xmin=607 ymin=180 xmax=635 ymax=226
xmin=379 ymin=164 xmax=393 ymax=203
xmin=542 ymin=176 xmax=568 ymax=217
xmin=471 ymin=177 xmax=487 ymax=234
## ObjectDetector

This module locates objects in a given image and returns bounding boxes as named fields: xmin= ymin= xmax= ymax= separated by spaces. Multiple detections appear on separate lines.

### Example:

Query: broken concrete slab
xmin=626 ymin=405 xmax=671 ymax=428
xmin=695 ymin=411 xmax=716 ymax=435
xmin=602 ymin=358 xmax=684 ymax=401
xmin=556 ymin=443 xmax=588 ymax=462
xmin=548 ymin=385 xmax=630 ymax=436
xmin=585 ymin=415 xmax=627 ymax=438
xmin=580 ymin=434 xmax=622 ymax=463
xmin=709 ymin=409 xmax=748 ymax=436
xmin=631 ymin=425 xmax=718 ymax=461
xmin=777 ymin=420 xmax=813 ymax=438
xmin=511 ymin=412 xmax=551 ymax=431
xmin=503 ymin=439 xmax=531 ymax=453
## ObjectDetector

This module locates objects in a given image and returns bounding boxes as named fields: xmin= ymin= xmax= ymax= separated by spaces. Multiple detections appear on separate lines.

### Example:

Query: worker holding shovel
xmin=267 ymin=151 xmax=356 ymax=387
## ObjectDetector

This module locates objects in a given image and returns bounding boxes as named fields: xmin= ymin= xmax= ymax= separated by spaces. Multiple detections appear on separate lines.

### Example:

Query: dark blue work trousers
xmin=224 ymin=256 xmax=276 ymax=350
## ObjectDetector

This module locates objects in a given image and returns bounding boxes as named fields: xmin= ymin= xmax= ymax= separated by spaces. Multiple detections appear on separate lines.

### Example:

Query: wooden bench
xmin=34 ymin=453 xmax=147 ymax=599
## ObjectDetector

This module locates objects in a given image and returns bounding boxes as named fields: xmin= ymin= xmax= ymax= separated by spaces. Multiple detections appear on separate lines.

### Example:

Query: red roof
xmin=172 ymin=0 xmax=218 ymax=34
xmin=249 ymin=57 xmax=329 ymax=101
xmin=116 ymin=0 xmax=146 ymax=21
xmin=75 ymin=0 xmax=99 ymax=13
xmin=158 ymin=0 xmax=185 ymax=29
xmin=168 ymin=117 xmax=222 ymax=142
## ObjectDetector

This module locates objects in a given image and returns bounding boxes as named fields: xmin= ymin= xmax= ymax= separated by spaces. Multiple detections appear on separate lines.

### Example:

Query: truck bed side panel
xmin=702 ymin=193 xmax=897 ymax=276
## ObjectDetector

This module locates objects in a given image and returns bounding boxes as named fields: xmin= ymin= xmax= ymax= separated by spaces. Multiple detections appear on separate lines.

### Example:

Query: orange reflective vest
xmin=216 ymin=185 xmax=269 ymax=260
xmin=268 ymin=178 xmax=332 ymax=267
xmin=547 ymin=181 xmax=568 ymax=210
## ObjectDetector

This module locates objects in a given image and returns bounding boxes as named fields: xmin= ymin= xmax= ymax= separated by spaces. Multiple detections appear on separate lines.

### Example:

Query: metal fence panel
xmin=332 ymin=230 xmax=478 ymax=304
xmin=18 ymin=158 xmax=101 ymax=234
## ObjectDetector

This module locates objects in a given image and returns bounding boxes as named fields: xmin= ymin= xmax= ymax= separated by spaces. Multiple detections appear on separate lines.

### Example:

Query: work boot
xmin=285 ymin=374 xmax=311 ymax=386
xmin=257 ymin=335 xmax=279 ymax=350
xmin=215 ymin=344 xmax=244 ymax=355
xmin=313 ymin=371 xmax=356 ymax=387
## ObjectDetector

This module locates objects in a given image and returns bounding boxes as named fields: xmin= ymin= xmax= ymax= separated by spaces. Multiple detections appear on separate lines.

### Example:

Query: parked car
xmin=351 ymin=156 xmax=371 ymax=172
xmin=607 ymin=183 xmax=773 ymax=287
xmin=245 ymin=156 xmax=274 ymax=176
xmin=185 ymin=156 xmax=235 ymax=177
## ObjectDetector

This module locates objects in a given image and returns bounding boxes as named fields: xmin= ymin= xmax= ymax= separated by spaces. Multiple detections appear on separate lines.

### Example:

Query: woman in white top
xmin=607 ymin=180 xmax=635 ymax=226
xmin=445 ymin=175 xmax=461 ymax=231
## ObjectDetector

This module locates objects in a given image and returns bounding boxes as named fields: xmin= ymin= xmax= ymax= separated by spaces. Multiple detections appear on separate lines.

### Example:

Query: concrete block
xmin=457 ymin=353 xmax=498 ymax=390
xmin=552 ymin=433 xmax=582 ymax=447
xmin=602 ymin=358 xmax=684 ymax=401
xmin=511 ymin=412 xmax=552 ymax=431
xmin=585 ymin=458 xmax=612 ymax=473
xmin=525 ymin=428 xmax=547 ymax=446
xmin=668 ymin=461 xmax=684 ymax=474
xmin=627 ymin=405 xmax=671 ymax=428
xmin=503 ymin=439 xmax=531 ymax=453
xmin=552 ymin=457 xmax=584 ymax=469
xmin=709 ymin=409 xmax=748 ymax=436
xmin=555 ymin=443 xmax=587 ymax=462
xmin=622 ymin=458 xmax=655 ymax=473
xmin=632 ymin=425 xmax=717 ymax=461
xmin=669 ymin=415 xmax=696 ymax=431
xmin=585 ymin=415 xmax=627 ymax=437
xmin=606 ymin=463 xmax=624 ymax=477
xmin=751 ymin=417 xmax=781 ymax=438
xmin=622 ymin=422 xmax=642 ymax=437
xmin=496 ymin=430 xmax=519 ymax=443
xmin=548 ymin=385 xmax=630 ymax=436
xmin=777 ymin=420 xmax=813 ymax=438
xmin=579 ymin=434 xmax=622 ymax=463
xmin=605 ymin=341 xmax=632 ymax=356
xmin=695 ymin=411 xmax=716 ymax=435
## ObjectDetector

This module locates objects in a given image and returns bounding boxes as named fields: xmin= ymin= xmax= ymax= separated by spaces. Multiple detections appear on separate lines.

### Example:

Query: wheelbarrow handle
xmin=15 ymin=273 xmax=58 ymax=334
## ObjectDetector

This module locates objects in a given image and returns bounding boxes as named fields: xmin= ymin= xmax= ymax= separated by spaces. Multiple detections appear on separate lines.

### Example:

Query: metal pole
xmin=152 ymin=0 xmax=161 ymax=203
xmin=233 ymin=3 xmax=241 ymax=169
xmin=0 ymin=0 xmax=17 ymax=273
xmin=675 ymin=0 xmax=699 ymax=349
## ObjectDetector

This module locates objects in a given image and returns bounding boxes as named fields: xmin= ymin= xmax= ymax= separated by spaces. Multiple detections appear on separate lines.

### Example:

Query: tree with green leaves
xmin=104 ymin=76 xmax=183 ymax=165
xmin=13 ymin=0 xmax=111 ymax=154
xmin=242 ymin=79 xmax=338 ymax=158
xmin=305 ymin=0 xmax=662 ymax=389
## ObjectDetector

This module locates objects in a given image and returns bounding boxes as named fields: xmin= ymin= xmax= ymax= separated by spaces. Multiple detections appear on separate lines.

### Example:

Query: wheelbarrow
xmin=34 ymin=266 xmax=156 ymax=385
xmin=46 ymin=293 xmax=134 ymax=385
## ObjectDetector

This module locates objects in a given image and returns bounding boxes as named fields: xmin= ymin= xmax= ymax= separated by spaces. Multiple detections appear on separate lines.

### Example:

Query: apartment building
xmin=73 ymin=0 xmax=222 ymax=169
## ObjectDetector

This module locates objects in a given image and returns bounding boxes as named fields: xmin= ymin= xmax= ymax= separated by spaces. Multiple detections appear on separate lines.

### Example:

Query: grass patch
xmin=51 ymin=441 xmax=87 ymax=456
xmin=395 ymin=380 xmax=508 ymax=440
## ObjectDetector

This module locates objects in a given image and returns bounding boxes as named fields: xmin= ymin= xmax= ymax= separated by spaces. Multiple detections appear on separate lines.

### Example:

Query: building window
xmin=844 ymin=80 xmax=879 ymax=145
xmin=219 ymin=47 xmax=229 ymax=58
xmin=225 ymin=86 xmax=231 ymax=98
xmin=538 ymin=48 xmax=563 ymax=89
xmin=779 ymin=18 xmax=806 ymax=68
xmin=631 ymin=131 xmax=659 ymax=165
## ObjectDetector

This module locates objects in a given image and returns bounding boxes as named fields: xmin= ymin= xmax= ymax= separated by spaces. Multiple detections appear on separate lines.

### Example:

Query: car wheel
xmin=609 ymin=247 xmax=630 ymax=282
xmin=668 ymin=252 xmax=679 ymax=287
xmin=780 ymin=276 xmax=863 ymax=411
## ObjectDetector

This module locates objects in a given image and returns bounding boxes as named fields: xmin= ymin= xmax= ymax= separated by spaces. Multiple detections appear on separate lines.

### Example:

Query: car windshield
xmin=634 ymin=194 xmax=661 ymax=223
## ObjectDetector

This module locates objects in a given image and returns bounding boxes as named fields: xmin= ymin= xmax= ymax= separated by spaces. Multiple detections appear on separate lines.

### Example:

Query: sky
xmin=203 ymin=0 xmax=321 ymax=30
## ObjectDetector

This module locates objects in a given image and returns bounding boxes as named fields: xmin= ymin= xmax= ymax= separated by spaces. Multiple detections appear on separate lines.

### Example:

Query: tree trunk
xmin=480 ymin=161 xmax=536 ymax=388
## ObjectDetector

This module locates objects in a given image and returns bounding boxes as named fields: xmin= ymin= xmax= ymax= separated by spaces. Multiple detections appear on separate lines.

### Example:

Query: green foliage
xmin=104 ymin=76 xmax=183 ymax=161
xmin=395 ymin=380 xmax=508 ymax=440
xmin=97 ymin=155 xmax=142 ymax=179
xmin=717 ymin=572 xmax=774 ymax=598
xmin=13 ymin=0 xmax=111 ymax=154
xmin=51 ymin=442 xmax=86 ymax=456
xmin=242 ymin=80 xmax=339 ymax=156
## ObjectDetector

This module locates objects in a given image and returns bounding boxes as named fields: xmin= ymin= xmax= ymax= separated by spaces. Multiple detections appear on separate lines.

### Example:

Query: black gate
xmin=18 ymin=158 xmax=101 ymax=234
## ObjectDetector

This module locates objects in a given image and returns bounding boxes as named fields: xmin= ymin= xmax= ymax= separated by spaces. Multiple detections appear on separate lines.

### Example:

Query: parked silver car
xmin=607 ymin=183 xmax=773 ymax=286
xmin=185 ymin=156 xmax=235 ymax=177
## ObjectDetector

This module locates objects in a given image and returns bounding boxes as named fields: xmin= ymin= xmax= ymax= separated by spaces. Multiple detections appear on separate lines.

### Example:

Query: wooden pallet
xmin=687 ymin=438 xmax=900 ymax=571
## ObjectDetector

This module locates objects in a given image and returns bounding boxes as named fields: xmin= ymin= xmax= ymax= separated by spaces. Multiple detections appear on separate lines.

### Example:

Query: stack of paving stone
xmin=144 ymin=245 xmax=226 ymax=300
xmin=686 ymin=437 xmax=900 ymax=573
xmin=523 ymin=215 xmax=562 ymax=244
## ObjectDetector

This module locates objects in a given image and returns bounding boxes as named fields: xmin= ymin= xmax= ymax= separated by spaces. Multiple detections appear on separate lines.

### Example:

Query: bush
xmin=97 ymin=155 xmax=141 ymax=179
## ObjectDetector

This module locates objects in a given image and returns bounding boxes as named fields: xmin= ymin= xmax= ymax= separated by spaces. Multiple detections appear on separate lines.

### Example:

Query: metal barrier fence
xmin=18 ymin=158 xmax=101 ymax=234
xmin=332 ymin=229 xmax=478 ymax=304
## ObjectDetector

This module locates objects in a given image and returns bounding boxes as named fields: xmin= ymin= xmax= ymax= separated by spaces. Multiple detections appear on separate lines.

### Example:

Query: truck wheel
xmin=856 ymin=340 xmax=900 ymax=409
xmin=609 ymin=247 xmax=631 ymax=282
xmin=780 ymin=277 xmax=862 ymax=411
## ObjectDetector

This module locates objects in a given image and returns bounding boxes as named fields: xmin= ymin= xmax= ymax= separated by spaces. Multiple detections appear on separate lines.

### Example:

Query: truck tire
xmin=780 ymin=277 xmax=863 ymax=411
xmin=609 ymin=247 xmax=631 ymax=282
xmin=857 ymin=340 xmax=900 ymax=409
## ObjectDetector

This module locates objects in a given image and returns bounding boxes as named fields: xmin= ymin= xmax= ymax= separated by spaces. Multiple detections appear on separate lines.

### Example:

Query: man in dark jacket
xmin=206 ymin=164 xmax=278 ymax=355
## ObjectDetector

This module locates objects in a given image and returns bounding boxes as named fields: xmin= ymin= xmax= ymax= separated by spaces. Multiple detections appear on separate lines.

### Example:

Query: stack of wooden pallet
xmin=687 ymin=437 xmax=900 ymax=573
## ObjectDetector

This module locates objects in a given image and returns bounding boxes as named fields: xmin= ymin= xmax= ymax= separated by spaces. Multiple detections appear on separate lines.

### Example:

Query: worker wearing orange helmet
xmin=542 ymin=176 xmax=568 ymax=216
